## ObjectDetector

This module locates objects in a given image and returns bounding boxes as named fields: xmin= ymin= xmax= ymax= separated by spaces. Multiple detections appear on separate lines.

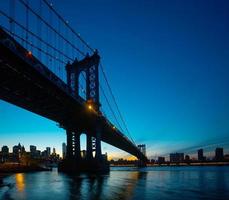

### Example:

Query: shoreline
xmin=111 ymin=162 xmax=229 ymax=167
xmin=0 ymin=163 xmax=51 ymax=174
xmin=0 ymin=164 xmax=51 ymax=187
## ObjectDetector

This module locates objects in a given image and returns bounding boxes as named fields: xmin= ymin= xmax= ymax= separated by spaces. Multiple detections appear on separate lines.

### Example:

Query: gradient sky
xmin=0 ymin=0 xmax=229 ymax=160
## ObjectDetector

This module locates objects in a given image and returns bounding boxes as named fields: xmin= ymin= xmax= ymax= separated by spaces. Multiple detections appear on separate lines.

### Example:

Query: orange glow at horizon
xmin=108 ymin=154 xmax=137 ymax=161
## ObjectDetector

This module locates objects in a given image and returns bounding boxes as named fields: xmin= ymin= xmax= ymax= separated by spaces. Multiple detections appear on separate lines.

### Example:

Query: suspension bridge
xmin=0 ymin=0 xmax=147 ymax=172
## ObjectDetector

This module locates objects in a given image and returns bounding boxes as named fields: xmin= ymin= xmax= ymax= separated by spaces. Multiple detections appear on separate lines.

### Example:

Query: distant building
xmin=2 ymin=146 xmax=9 ymax=154
xmin=62 ymin=143 xmax=67 ymax=159
xmin=41 ymin=150 xmax=48 ymax=158
xmin=215 ymin=148 xmax=224 ymax=161
xmin=185 ymin=155 xmax=190 ymax=162
xmin=30 ymin=145 xmax=37 ymax=158
xmin=150 ymin=159 xmax=155 ymax=164
xmin=53 ymin=148 xmax=56 ymax=155
xmin=21 ymin=145 xmax=26 ymax=154
xmin=36 ymin=150 xmax=41 ymax=157
xmin=198 ymin=149 xmax=204 ymax=161
xmin=46 ymin=147 xmax=51 ymax=157
xmin=158 ymin=157 xmax=165 ymax=164
xmin=170 ymin=153 xmax=184 ymax=163
xmin=13 ymin=143 xmax=23 ymax=161
xmin=1 ymin=145 xmax=9 ymax=162
xmin=224 ymin=154 xmax=229 ymax=161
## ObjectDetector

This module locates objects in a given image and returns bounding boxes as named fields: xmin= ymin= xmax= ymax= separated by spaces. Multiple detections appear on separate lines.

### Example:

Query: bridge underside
xmin=0 ymin=28 xmax=147 ymax=162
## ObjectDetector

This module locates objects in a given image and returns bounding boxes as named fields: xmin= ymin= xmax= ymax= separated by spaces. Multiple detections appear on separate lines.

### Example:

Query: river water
xmin=0 ymin=166 xmax=229 ymax=200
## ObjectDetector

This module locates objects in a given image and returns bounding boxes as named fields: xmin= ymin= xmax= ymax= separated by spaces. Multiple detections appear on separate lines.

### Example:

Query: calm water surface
xmin=0 ymin=166 xmax=229 ymax=200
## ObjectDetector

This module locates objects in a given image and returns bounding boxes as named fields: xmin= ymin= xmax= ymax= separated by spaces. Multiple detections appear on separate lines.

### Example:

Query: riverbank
xmin=0 ymin=163 xmax=51 ymax=173
xmin=111 ymin=162 xmax=229 ymax=167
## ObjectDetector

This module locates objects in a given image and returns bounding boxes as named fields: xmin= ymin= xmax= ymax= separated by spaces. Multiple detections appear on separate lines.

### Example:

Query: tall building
xmin=30 ymin=145 xmax=37 ymax=158
xmin=36 ymin=150 xmax=41 ymax=157
xmin=13 ymin=143 xmax=22 ymax=161
xmin=53 ymin=148 xmax=56 ymax=155
xmin=215 ymin=148 xmax=224 ymax=161
xmin=158 ymin=157 xmax=165 ymax=164
xmin=185 ymin=155 xmax=190 ymax=162
xmin=170 ymin=153 xmax=184 ymax=163
xmin=41 ymin=150 xmax=48 ymax=158
xmin=1 ymin=145 xmax=9 ymax=162
xmin=198 ymin=149 xmax=204 ymax=161
xmin=13 ymin=145 xmax=19 ymax=154
xmin=46 ymin=147 xmax=51 ymax=157
xmin=2 ymin=146 xmax=9 ymax=155
xmin=62 ymin=143 xmax=67 ymax=159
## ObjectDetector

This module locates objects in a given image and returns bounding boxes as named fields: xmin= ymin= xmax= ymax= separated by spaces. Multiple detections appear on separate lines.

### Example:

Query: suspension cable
xmin=1 ymin=26 xmax=67 ymax=65
xmin=42 ymin=0 xmax=94 ymax=53
xmin=100 ymin=62 xmax=136 ymax=144
xmin=17 ymin=0 xmax=85 ymax=56
xmin=0 ymin=10 xmax=74 ymax=62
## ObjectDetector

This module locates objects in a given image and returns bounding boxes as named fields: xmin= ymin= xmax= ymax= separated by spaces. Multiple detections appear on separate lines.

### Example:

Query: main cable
xmin=100 ymin=62 xmax=136 ymax=144
xmin=17 ymin=0 xmax=85 ymax=56
xmin=42 ymin=0 xmax=94 ymax=53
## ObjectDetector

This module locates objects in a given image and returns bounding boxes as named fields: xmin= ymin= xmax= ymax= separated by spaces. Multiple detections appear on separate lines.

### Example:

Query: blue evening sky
xmin=0 ymin=0 xmax=229 ymax=159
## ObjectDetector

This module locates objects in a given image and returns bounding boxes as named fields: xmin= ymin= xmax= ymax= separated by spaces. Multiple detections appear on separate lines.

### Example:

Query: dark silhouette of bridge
xmin=0 ymin=0 xmax=147 ymax=172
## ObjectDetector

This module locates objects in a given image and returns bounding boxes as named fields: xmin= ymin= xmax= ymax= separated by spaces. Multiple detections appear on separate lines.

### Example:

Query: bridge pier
xmin=73 ymin=131 xmax=81 ymax=160
xmin=66 ymin=129 xmax=81 ymax=160
xmin=58 ymin=127 xmax=109 ymax=173
xmin=86 ymin=134 xmax=93 ymax=160
xmin=66 ymin=129 xmax=73 ymax=159
xmin=95 ymin=128 xmax=102 ymax=160
xmin=59 ymin=52 xmax=110 ymax=173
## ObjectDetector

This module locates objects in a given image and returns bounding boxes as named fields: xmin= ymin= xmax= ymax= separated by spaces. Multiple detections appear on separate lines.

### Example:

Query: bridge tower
xmin=137 ymin=144 xmax=146 ymax=157
xmin=137 ymin=144 xmax=147 ymax=167
xmin=60 ymin=50 xmax=106 ymax=172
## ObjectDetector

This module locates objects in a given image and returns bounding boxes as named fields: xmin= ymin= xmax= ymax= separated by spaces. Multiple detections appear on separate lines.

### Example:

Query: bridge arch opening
xmin=80 ymin=133 xmax=87 ymax=159
xmin=78 ymin=71 xmax=86 ymax=100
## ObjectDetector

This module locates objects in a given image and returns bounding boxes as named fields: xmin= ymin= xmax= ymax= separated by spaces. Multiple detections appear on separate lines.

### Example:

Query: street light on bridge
xmin=88 ymin=104 xmax=93 ymax=110
xmin=86 ymin=99 xmax=95 ymax=111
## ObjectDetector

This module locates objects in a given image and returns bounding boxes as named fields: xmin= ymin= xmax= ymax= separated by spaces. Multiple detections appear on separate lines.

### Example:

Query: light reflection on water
xmin=0 ymin=166 xmax=229 ymax=200
xmin=15 ymin=173 xmax=25 ymax=192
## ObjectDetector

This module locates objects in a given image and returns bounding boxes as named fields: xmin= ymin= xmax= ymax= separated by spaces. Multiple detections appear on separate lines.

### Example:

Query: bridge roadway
xmin=0 ymin=27 xmax=147 ymax=161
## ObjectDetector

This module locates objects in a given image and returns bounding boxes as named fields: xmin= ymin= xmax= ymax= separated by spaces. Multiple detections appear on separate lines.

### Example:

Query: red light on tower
xmin=26 ymin=51 xmax=33 ymax=58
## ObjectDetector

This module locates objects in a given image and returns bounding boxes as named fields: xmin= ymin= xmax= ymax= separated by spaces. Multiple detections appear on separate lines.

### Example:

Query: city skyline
xmin=0 ymin=0 xmax=229 ymax=159
xmin=0 ymin=139 xmax=228 ymax=161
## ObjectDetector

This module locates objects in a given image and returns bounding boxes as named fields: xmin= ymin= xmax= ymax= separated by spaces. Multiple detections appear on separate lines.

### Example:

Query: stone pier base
xmin=58 ymin=158 xmax=110 ymax=173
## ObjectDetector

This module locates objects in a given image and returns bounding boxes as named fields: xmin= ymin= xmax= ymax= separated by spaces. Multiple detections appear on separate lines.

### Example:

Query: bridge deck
xmin=0 ymin=27 xmax=147 ymax=161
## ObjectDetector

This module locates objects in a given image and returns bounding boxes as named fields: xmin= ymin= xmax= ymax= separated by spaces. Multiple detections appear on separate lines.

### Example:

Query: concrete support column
xmin=73 ymin=132 xmax=81 ymax=160
xmin=95 ymin=129 xmax=102 ymax=160
xmin=86 ymin=134 xmax=93 ymax=160
xmin=66 ymin=129 xmax=73 ymax=159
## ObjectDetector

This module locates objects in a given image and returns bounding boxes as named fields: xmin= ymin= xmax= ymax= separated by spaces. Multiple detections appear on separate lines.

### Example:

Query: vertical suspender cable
xmin=25 ymin=0 xmax=29 ymax=50
xmin=57 ymin=17 xmax=60 ymax=79
xmin=49 ymin=4 xmax=53 ymax=71
xmin=9 ymin=0 xmax=15 ymax=36
xmin=37 ymin=0 xmax=42 ymax=60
